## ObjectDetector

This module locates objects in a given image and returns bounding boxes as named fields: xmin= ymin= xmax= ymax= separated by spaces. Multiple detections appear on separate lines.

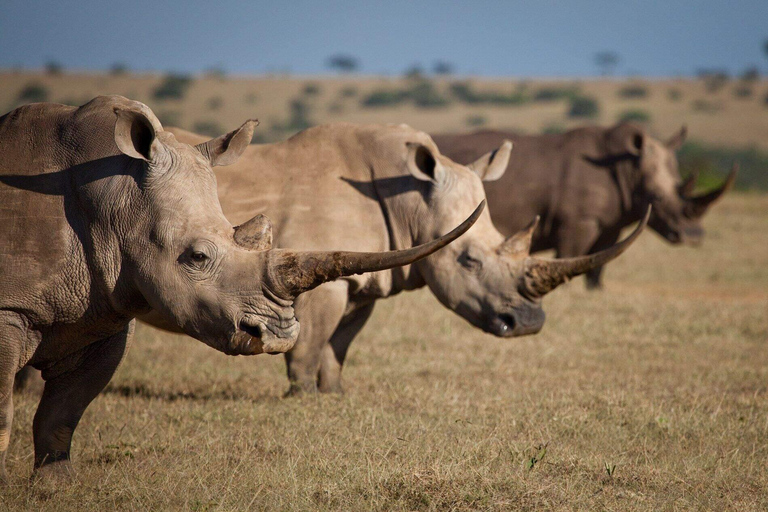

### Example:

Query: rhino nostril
xmin=239 ymin=321 xmax=263 ymax=340
xmin=498 ymin=313 xmax=517 ymax=332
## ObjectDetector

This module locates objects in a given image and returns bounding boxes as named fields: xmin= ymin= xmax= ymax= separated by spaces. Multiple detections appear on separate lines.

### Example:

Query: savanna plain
xmin=1 ymin=72 xmax=767 ymax=510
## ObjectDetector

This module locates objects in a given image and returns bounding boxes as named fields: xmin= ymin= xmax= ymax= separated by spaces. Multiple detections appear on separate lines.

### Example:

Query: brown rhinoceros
xmin=0 ymin=97 xmax=480 ymax=483
xmin=158 ymin=122 xmax=648 ymax=395
xmin=433 ymin=123 xmax=735 ymax=288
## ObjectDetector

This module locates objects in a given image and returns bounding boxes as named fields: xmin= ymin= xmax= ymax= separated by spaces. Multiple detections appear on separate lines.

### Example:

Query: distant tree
xmin=110 ymin=62 xmax=128 ymax=75
xmin=764 ymin=39 xmax=768 ymax=65
xmin=568 ymin=95 xmax=599 ymax=118
xmin=153 ymin=73 xmax=193 ymax=100
xmin=594 ymin=52 xmax=620 ymax=76
xmin=326 ymin=54 xmax=359 ymax=73
xmin=740 ymin=66 xmax=759 ymax=82
xmin=44 ymin=60 xmax=63 ymax=75
xmin=204 ymin=66 xmax=227 ymax=79
xmin=404 ymin=64 xmax=424 ymax=80
xmin=433 ymin=61 xmax=454 ymax=75
xmin=17 ymin=83 xmax=49 ymax=103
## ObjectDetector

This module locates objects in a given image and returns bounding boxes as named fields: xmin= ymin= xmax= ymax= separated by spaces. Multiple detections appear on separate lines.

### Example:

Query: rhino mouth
xmin=239 ymin=320 xmax=264 ymax=340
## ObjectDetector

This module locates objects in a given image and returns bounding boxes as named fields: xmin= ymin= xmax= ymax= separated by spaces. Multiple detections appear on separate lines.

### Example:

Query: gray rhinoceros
xmin=159 ymin=122 xmax=648 ymax=395
xmin=0 ymin=97 xmax=480 ymax=482
xmin=433 ymin=123 xmax=735 ymax=288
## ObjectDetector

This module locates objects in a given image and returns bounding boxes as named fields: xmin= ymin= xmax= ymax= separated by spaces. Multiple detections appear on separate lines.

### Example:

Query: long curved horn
xmin=678 ymin=169 xmax=699 ymax=198
xmin=685 ymin=163 xmax=737 ymax=218
xmin=268 ymin=201 xmax=485 ymax=298
xmin=522 ymin=206 xmax=650 ymax=297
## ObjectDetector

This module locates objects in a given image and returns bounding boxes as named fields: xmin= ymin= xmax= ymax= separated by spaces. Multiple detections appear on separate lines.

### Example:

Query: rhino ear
xmin=666 ymin=125 xmax=687 ymax=151
xmin=196 ymin=119 xmax=258 ymax=167
xmin=114 ymin=108 xmax=162 ymax=161
xmin=467 ymin=140 xmax=512 ymax=182
xmin=406 ymin=142 xmax=445 ymax=183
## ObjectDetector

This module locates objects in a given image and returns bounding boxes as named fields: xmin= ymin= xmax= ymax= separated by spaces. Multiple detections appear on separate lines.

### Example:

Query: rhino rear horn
xmin=522 ymin=206 xmax=650 ymax=297
xmin=684 ymin=163 xmax=737 ymax=218
xmin=678 ymin=169 xmax=699 ymax=198
xmin=234 ymin=214 xmax=273 ymax=251
xmin=499 ymin=216 xmax=539 ymax=256
xmin=268 ymin=201 xmax=485 ymax=298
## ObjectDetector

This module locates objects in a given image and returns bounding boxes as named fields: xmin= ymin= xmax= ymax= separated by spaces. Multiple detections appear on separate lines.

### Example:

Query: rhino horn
xmin=678 ymin=169 xmax=699 ymax=198
xmin=234 ymin=214 xmax=273 ymax=251
xmin=522 ymin=206 xmax=650 ymax=297
xmin=499 ymin=216 xmax=539 ymax=256
xmin=685 ymin=163 xmax=737 ymax=218
xmin=268 ymin=201 xmax=485 ymax=298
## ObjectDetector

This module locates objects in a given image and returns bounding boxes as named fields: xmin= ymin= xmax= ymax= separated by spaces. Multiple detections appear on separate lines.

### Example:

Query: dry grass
xmin=2 ymin=194 xmax=767 ymax=510
xmin=2 ymin=71 xmax=768 ymax=150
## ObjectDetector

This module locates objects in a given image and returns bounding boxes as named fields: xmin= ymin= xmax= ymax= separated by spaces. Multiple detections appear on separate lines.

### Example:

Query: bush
xmin=155 ymin=110 xmax=181 ymax=127
xmin=532 ymin=87 xmax=576 ymax=102
xmin=361 ymin=88 xmax=409 ymax=107
xmin=409 ymin=81 xmax=450 ymax=108
xmin=618 ymin=109 xmax=651 ymax=123
xmin=618 ymin=84 xmax=648 ymax=99
xmin=697 ymin=70 xmax=728 ymax=93
xmin=339 ymin=86 xmax=357 ymax=98
xmin=272 ymin=99 xmax=314 ymax=133
xmin=568 ymin=95 xmax=599 ymax=118
xmin=541 ymin=124 xmax=566 ymax=135
xmin=303 ymin=83 xmax=321 ymax=96
xmin=193 ymin=121 xmax=225 ymax=138
xmin=449 ymin=81 xmax=528 ymax=106
xmin=153 ymin=74 xmax=193 ymax=100
xmin=679 ymin=141 xmax=768 ymax=191
xmin=667 ymin=88 xmax=682 ymax=101
xmin=44 ymin=60 xmax=63 ymax=75
xmin=733 ymin=85 xmax=752 ymax=99
xmin=110 ymin=63 xmax=128 ymax=75
xmin=207 ymin=96 xmax=223 ymax=110
xmin=17 ymin=83 xmax=49 ymax=103
xmin=691 ymin=99 xmax=721 ymax=113
xmin=740 ymin=67 xmax=759 ymax=82
xmin=465 ymin=115 xmax=487 ymax=127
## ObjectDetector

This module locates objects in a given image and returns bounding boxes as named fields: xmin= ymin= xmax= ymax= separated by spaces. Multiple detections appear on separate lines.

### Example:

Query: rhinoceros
xmin=433 ymin=123 xmax=735 ymax=288
xmin=158 ymin=122 xmax=648 ymax=395
xmin=0 ymin=97 xmax=479 ymax=482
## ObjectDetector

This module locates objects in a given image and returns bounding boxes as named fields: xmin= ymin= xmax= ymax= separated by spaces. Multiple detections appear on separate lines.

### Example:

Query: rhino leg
xmin=555 ymin=219 xmax=602 ymax=287
xmin=318 ymin=302 xmax=376 ymax=394
xmin=14 ymin=366 xmax=43 ymax=394
xmin=584 ymin=229 xmax=621 ymax=290
xmin=284 ymin=282 xmax=348 ymax=396
xmin=32 ymin=321 xmax=134 ymax=482
xmin=0 ymin=314 xmax=25 ymax=485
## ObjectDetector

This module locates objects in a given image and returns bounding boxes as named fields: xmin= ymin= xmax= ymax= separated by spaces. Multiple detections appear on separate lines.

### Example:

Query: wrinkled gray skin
xmin=161 ymin=123 xmax=647 ymax=395
xmin=434 ymin=123 xmax=735 ymax=288
xmin=0 ymin=98 xmax=475 ymax=483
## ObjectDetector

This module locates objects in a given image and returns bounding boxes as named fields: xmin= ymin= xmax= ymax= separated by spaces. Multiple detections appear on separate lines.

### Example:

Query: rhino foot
xmin=30 ymin=459 xmax=77 ymax=488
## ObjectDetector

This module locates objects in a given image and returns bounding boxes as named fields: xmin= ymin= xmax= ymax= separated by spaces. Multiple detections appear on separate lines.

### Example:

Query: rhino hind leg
xmin=31 ymin=322 xmax=134 ymax=482
xmin=14 ymin=366 xmax=44 ymax=394
xmin=318 ymin=302 xmax=376 ymax=394
xmin=284 ymin=282 xmax=349 ymax=396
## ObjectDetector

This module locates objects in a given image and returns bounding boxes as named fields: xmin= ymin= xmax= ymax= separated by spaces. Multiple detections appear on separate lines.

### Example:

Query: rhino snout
xmin=488 ymin=308 xmax=545 ymax=338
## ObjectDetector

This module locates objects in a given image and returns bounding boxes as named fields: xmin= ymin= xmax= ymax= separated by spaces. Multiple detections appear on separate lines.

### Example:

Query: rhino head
xmin=402 ymin=139 xmax=647 ymax=337
xmin=113 ymin=106 xmax=481 ymax=355
xmin=606 ymin=123 xmax=736 ymax=245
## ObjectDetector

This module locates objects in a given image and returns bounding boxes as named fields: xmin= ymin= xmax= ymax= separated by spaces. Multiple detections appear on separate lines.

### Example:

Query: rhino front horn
xmin=522 ymin=206 xmax=650 ymax=297
xmin=685 ymin=163 xmax=737 ymax=218
xmin=268 ymin=201 xmax=485 ymax=298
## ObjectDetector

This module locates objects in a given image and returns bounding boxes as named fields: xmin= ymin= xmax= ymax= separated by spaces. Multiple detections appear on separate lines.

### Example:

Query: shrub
xmin=541 ymin=124 xmax=566 ymax=135
xmin=17 ymin=83 xmax=49 ymax=103
xmin=361 ymin=88 xmax=409 ymax=107
xmin=679 ymin=141 xmax=768 ymax=191
xmin=691 ymin=99 xmax=721 ymax=113
xmin=327 ymin=101 xmax=344 ymax=114
xmin=618 ymin=84 xmax=648 ymax=99
xmin=326 ymin=54 xmax=359 ymax=73
xmin=303 ymin=83 xmax=321 ymax=96
xmin=272 ymin=99 xmax=314 ymax=133
xmin=153 ymin=74 xmax=193 ymax=100
xmin=409 ymin=81 xmax=450 ymax=108
xmin=568 ymin=95 xmax=599 ymax=118
xmin=155 ymin=110 xmax=181 ymax=127
xmin=110 ymin=63 xmax=128 ymax=75
xmin=44 ymin=60 xmax=63 ymax=75
xmin=465 ymin=115 xmax=487 ymax=127
xmin=740 ymin=67 xmax=759 ymax=82
xmin=697 ymin=70 xmax=728 ymax=93
xmin=618 ymin=109 xmax=651 ymax=123
xmin=733 ymin=85 xmax=752 ymax=99
xmin=193 ymin=121 xmax=225 ymax=138
xmin=533 ymin=87 xmax=575 ymax=102
xmin=449 ymin=81 xmax=528 ymax=106
xmin=340 ymin=86 xmax=358 ymax=98
xmin=207 ymin=96 xmax=223 ymax=110
xmin=667 ymin=88 xmax=682 ymax=101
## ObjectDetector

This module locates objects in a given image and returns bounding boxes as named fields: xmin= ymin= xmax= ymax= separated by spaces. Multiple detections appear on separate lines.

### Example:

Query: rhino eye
xmin=459 ymin=252 xmax=483 ymax=271
xmin=191 ymin=251 xmax=208 ymax=262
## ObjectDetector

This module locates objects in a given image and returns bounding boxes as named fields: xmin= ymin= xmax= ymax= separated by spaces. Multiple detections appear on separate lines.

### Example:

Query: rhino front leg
xmin=584 ymin=229 xmax=621 ymax=290
xmin=284 ymin=281 xmax=348 ymax=396
xmin=0 ymin=314 xmax=26 ymax=485
xmin=318 ymin=302 xmax=375 ymax=394
xmin=555 ymin=219 xmax=602 ymax=289
xmin=32 ymin=321 xmax=134 ymax=482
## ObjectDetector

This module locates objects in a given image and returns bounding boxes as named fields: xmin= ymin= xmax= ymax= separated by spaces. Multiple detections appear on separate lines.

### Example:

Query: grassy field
xmin=1 ymin=193 xmax=767 ymax=510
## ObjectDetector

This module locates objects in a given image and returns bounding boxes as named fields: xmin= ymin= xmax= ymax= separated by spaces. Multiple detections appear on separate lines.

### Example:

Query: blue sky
xmin=1 ymin=0 xmax=766 ymax=77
